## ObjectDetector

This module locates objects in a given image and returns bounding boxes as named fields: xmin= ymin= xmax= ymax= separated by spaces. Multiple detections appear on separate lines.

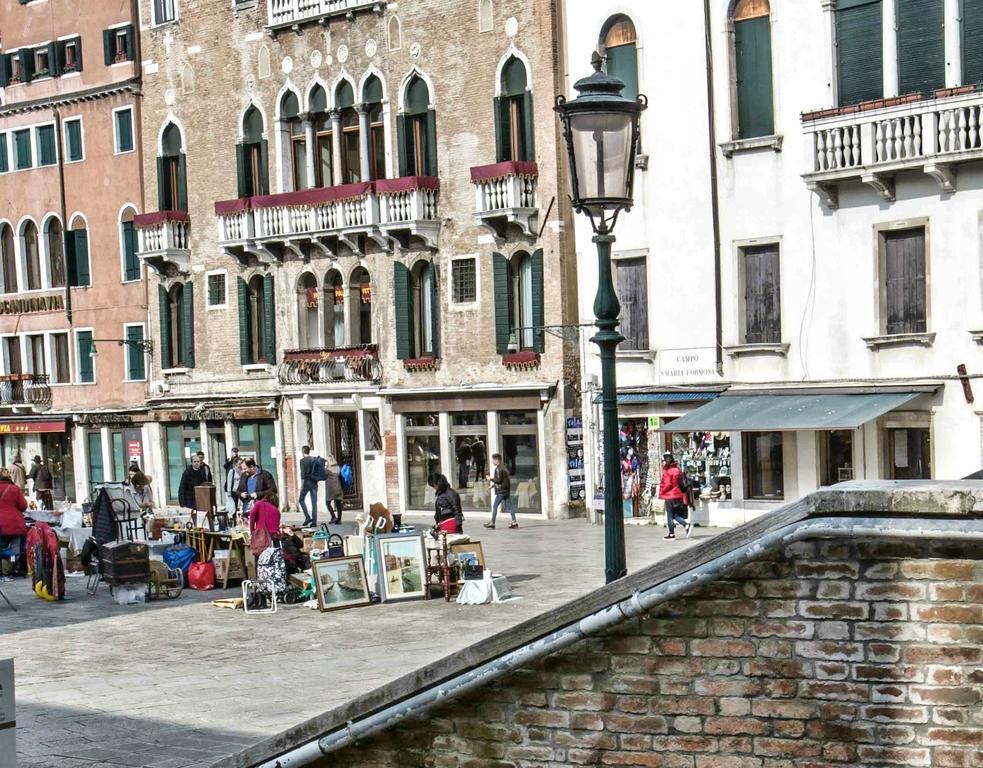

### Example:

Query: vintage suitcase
xmin=100 ymin=541 xmax=150 ymax=585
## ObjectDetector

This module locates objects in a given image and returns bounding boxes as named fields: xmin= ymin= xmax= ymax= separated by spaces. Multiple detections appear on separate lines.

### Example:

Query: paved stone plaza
xmin=1 ymin=517 xmax=718 ymax=768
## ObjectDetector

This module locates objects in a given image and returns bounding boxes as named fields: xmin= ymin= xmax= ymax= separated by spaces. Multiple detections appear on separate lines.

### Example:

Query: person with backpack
xmin=659 ymin=452 xmax=692 ymax=539
xmin=325 ymin=456 xmax=344 ymax=524
xmin=298 ymin=446 xmax=320 ymax=527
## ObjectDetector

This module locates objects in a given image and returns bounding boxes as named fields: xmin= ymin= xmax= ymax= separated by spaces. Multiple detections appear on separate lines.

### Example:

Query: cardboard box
xmin=213 ymin=549 xmax=245 ymax=581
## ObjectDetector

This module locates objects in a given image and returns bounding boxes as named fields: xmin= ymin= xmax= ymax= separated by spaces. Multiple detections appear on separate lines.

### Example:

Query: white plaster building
xmin=562 ymin=0 xmax=983 ymax=526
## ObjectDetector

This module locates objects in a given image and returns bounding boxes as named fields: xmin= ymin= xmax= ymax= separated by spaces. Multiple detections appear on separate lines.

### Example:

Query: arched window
xmin=158 ymin=123 xmax=187 ymax=211
xmin=67 ymin=216 xmax=90 ymax=287
xmin=601 ymin=15 xmax=638 ymax=101
xmin=394 ymin=260 xmax=438 ymax=359
xmin=398 ymin=75 xmax=437 ymax=177
xmin=281 ymin=91 xmax=308 ymax=191
xmin=349 ymin=267 xmax=372 ymax=345
xmin=237 ymin=273 xmax=275 ymax=365
xmin=336 ymin=80 xmax=361 ymax=184
xmin=158 ymin=281 xmax=194 ymax=370
xmin=492 ymin=250 xmax=545 ymax=354
xmin=297 ymin=272 xmax=320 ymax=349
xmin=0 ymin=225 xmax=16 ymax=294
xmin=363 ymin=76 xmax=386 ymax=180
xmin=479 ymin=0 xmax=493 ymax=32
xmin=388 ymin=15 xmax=402 ymax=51
xmin=495 ymin=56 xmax=534 ymax=162
xmin=21 ymin=221 xmax=41 ymax=291
xmin=120 ymin=207 xmax=140 ymax=282
xmin=324 ymin=270 xmax=345 ymax=348
xmin=238 ymin=106 xmax=269 ymax=197
xmin=44 ymin=217 xmax=66 ymax=289
xmin=308 ymin=85 xmax=333 ymax=188
xmin=731 ymin=0 xmax=774 ymax=138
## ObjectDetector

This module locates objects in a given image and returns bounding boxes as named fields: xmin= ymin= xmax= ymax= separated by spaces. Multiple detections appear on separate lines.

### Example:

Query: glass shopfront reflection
xmin=500 ymin=411 xmax=541 ymax=514
xmin=405 ymin=413 xmax=440 ymax=509
xmin=451 ymin=412 xmax=488 ymax=512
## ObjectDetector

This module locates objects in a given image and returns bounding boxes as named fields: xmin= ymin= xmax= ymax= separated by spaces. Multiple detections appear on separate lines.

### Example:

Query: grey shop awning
xmin=655 ymin=392 xmax=923 ymax=432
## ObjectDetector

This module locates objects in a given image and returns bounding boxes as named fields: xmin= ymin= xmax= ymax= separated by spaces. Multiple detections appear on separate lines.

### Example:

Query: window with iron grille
xmin=207 ymin=272 xmax=227 ymax=308
xmin=364 ymin=410 xmax=382 ymax=452
xmin=451 ymin=257 xmax=477 ymax=304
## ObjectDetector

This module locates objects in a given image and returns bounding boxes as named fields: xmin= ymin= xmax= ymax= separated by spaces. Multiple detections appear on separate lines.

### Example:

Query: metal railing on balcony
xmin=278 ymin=345 xmax=382 ymax=386
xmin=134 ymin=211 xmax=191 ymax=274
xmin=470 ymin=161 xmax=539 ymax=237
xmin=267 ymin=0 xmax=381 ymax=28
xmin=0 ymin=374 xmax=51 ymax=410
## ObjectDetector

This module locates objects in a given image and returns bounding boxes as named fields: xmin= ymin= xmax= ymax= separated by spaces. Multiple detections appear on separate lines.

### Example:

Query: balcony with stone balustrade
xmin=266 ymin=0 xmax=384 ymax=30
xmin=469 ymin=161 xmax=539 ymax=238
xmin=134 ymin=211 xmax=191 ymax=276
xmin=801 ymin=86 xmax=983 ymax=208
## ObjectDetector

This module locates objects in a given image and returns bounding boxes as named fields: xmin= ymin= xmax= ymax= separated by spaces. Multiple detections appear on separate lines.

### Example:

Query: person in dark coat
xmin=178 ymin=454 xmax=211 ymax=509
xmin=432 ymin=473 xmax=463 ymax=534
xmin=28 ymin=455 xmax=54 ymax=511
xmin=237 ymin=458 xmax=278 ymax=504
xmin=324 ymin=456 xmax=344 ymax=524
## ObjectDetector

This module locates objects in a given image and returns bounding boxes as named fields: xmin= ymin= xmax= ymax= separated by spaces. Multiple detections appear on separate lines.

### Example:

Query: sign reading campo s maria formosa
xmin=657 ymin=347 xmax=721 ymax=385
xmin=0 ymin=295 xmax=64 ymax=315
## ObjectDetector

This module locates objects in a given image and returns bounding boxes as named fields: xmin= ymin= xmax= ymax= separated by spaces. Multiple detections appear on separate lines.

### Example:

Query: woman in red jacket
xmin=658 ymin=452 xmax=692 ymax=540
xmin=0 ymin=466 xmax=28 ymax=579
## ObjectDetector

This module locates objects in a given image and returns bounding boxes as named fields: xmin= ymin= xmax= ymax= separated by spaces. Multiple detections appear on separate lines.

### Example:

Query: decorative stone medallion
xmin=164 ymin=88 xmax=176 ymax=106
xmin=365 ymin=38 xmax=378 ymax=58
xmin=282 ymin=55 xmax=293 ymax=75
xmin=311 ymin=50 xmax=323 ymax=69
xmin=409 ymin=42 xmax=421 ymax=59
xmin=337 ymin=44 xmax=349 ymax=63
xmin=505 ymin=17 xmax=519 ymax=37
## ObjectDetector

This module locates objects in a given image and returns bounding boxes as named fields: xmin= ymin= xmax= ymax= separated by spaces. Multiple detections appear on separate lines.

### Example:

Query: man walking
xmin=659 ymin=452 xmax=692 ymax=540
xmin=484 ymin=453 xmax=518 ymax=530
xmin=28 ymin=455 xmax=54 ymax=510
xmin=298 ymin=446 xmax=319 ymax=527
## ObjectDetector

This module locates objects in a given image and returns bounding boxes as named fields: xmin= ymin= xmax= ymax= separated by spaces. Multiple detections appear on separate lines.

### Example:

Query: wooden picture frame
xmin=374 ymin=532 xmax=428 ymax=602
xmin=312 ymin=555 xmax=372 ymax=612
xmin=449 ymin=541 xmax=486 ymax=569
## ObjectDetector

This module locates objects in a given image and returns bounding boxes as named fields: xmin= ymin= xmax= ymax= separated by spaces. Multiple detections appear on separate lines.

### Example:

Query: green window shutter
xmin=36 ymin=125 xmax=56 ymax=166
xmin=66 ymin=120 xmax=83 ymax=161
xmin=158 ymin=284 xmax=173 ymax=369
xmin=14 ymin=130 xmax=31 ymax=170
xmin=396 ymin=114 xmax=411 ymax=177
xmin=156 ymin=156 xmax=169 ymax=210
xmin=425 ymin=109 xmax=438 ymax=176
xmin=123 ymin=221 xmax=139 ymax=281
xmin=262 ymin=273 xmax=276 ymax=364
xmin=126 ymin=325 xmax=146 ymax=381
xmin=836 ymin=0 xmax=883 ymax=106
xmin=177 ymin=154 xmax=188 ymax=211
xmin=0 ymin=54 xmax=9 ymax=88
xmin=237 ymin=277 xmax=252 ymax=365
xmin=181 ymin=280 xmax=195 ymax=368
xmin=735 ymin=16 xmax=775 ymax=139
xmin=87 ymin=432 xmax=104 ymax=484
xmin=606 ymin=44 xmax=638 ymax=101
xmin=73 ymin=36 xmax=83 ymax=72
xmin=259 ymin=139 xmax=270 ymax=195
xmin=124 ymin=25 xmax=135 ymax=61
xmin=47 ymin=41 xmax=60 ymax=76
xmin=494 ymin=96 xmax=512 ymax=162
xmin=72 ymin=229 xmax=90 ymax=287
xmin=521 ymin=92 xmax=535 ymax=162
xmin=394 ymin=262 xmax=412 ymax=359
xmin=429 ymin=263 xmax=440 ymax=357
xmin=77 ymin=331 xmax=94 ymax=383
xmin=236 ymin=143 xmax=249 ymax=198
xmin=116 ymin=109 xmax=133 ymax=152
xmin=493 ymin=253 xmax=512 ymax=354
xmin=20 ymin=49 xmax=34 ymax=83
xmin=103 ymin=29 xmax=114 ymax=66
xmin=0 ymin=134 xmax=7 ymax=174
xmin=531 ymin=248 xmax=545 ymax=353
xmin=898 ymin=0 xmax=945 ymax=97
xmin=964 ymin=0 xmax=983 ymax=85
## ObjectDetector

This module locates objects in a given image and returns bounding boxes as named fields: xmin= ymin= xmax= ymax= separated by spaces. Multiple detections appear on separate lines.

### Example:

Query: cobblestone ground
xmin=0 ymin=516 xmax=717 ymax=767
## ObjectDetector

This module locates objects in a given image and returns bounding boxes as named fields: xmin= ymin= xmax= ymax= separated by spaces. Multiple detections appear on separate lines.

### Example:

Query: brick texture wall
xmin=322 ymin=538 xmax=983 ymax=768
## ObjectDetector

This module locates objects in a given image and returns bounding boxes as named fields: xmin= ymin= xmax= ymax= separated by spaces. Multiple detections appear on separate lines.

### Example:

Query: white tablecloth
xmin=456 ymin=573 xmax=513 ymax=605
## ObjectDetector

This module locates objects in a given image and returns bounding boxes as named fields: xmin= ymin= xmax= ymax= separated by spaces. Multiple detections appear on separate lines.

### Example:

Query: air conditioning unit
xmin=153 ymin=380 xmax=170 ymax=395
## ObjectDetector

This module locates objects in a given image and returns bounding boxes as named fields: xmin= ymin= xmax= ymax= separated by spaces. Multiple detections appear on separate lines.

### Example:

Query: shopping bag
xmin=188 ymin=561 xmax=215 ymax=591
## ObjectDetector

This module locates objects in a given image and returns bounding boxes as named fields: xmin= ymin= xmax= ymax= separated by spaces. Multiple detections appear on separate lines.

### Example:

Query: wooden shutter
xmin=181 ymin=280 xmax=195 ymax=368
xmin=424 ymin=110 xmax=438 ymax=176
xmin=47 ymin=41 xmax=60 ymax=76
xmin=73 ymin=36 xmax=83 ymax=72
xmin=743 ymin=245 xmax=780 ymax=344
xmin=615 ymin=258 xmax=649 ymax=350
xmin=531 ymin=248 xmax=545 ymax=353
xmin=67 ymin=120 xmax=82 ymax=161
xmin=77 ymin=331 xmax=93 ymax=383
xmin=394 ymin=262 xmax=412 ymax=359
xmin=396 ymin=114 xmax=411 ymax=177
xmin=158 ymin=285 xmax=172 ymax=369
xmin=237 ymin=277 xmax=252 ymax=366
xmin=521 ymin=92 xmax=535 ymax=162
xmin=898 ymin=0 xmax=944 ymax=97
xmin=735 ymin=16 xmax=775 ymax=138
xmin=103 ymin=29 xmax=114 ymax=66
xmin=72 ymin=229 xmax=90 ymax=287
xmin=177 ymin=154 xmax=188 ymax=211
xmin=123 ymin=221 xmax=139 ymax=281
xmin=262 ymin=273 xmax=276 ymax=364
xmin=126 ymin=326 xmax=146 ymax=380
xmin=0 ymin=54 xmax=9 ymax=87
xmin=429 ymin=262 xmax=440 ymax=357
xmin=20 ymin=49 xmax=34 ymax=82
xmin=124 ymin=25 xmax=135 ymax=61
xmin=0 ymin=134 xmax=7 ymax=173
xmin=607 ymin=44 xmax=638 ymax=101
xmin=494 ymin=96 xmax=512 ymax=162
xmin=259 ymin=139 xmax=270 ymax=195
xmin=236 ymin=144 xmax=249 ymax=198
xmin=156 ymin=156 xmax=168 ymax=210
xmin=836 ymin=0 xmax=883 ymax=106
xmin=964 ymin=0 xmax=983 ymax=85
xmin=493 ymin=253 xmax=512 ymax=354
xmin=884 ymin=229 xmax=927 ymax=335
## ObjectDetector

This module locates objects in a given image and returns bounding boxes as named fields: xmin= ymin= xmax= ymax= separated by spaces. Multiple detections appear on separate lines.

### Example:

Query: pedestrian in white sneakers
xmin=659 ymin=452 xmax=692 ymax=539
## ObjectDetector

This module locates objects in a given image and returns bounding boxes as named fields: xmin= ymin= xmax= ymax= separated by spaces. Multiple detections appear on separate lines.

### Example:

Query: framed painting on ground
xmin=449 ymin=541 xmax=486 ymax=568
xmin=312 ymin=555 xmax=372 ymax=612
xmin=374 ymin=532 xmax=428 ymax=602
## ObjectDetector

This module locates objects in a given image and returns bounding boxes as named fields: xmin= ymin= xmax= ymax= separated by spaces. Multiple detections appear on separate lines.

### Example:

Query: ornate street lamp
xmin=556 ymin=52 xmax=646 ymax=584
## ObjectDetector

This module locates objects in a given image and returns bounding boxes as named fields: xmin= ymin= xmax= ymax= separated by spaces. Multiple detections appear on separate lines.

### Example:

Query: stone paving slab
xmin=0 ymin=516 xmax=717 ymax=767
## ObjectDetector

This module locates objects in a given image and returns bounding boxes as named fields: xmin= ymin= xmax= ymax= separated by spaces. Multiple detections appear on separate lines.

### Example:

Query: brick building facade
xmin=135 ymin=0 xmax=580 ymax=517
xmin=0 ymin=0 xmax=147 ymax=502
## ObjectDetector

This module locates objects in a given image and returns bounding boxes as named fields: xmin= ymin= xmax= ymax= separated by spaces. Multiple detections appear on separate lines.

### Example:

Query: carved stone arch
xmin=157 ymin=115 xmax=187 ymax=155
xmin=67 ymin=212 xmax=89 ymax=231
xmin=359 ymin=65 xmax=388 ymax=103
xmin=240 ymin=101 xmax=269 ymax=140
xmin=305 ymin=76 xmax=330 ymax=113
xmin=388 ymin=15 xmax=402 ymax=51
xmin=330 ymin=71 xmax=358 ymax=107
xmin=258 ymin=44 xmax=272 ymax=80
xmin=397 ymin=67 xmax=436 ymax=112
xmin=494 ymin=44 xmax=533 ymax=96
xmin=275 ymin=82 xmax=303 ymax=119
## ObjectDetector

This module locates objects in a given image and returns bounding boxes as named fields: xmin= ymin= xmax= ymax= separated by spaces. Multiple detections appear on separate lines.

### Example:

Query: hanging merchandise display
xmin=670 ymin=431 xmax=732 ymax=501
xmin=618 ymin=419 xmax=658 ymax=517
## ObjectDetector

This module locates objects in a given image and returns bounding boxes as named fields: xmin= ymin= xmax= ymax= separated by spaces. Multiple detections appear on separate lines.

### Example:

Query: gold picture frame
xmin=312 ymin=555 xmax=372 ymax=612
xmin=449 ymin=541 xmax=486 ymax=569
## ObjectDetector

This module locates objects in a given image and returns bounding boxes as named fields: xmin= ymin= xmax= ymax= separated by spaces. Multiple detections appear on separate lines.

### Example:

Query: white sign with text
xmin=657 ymin=347 xmax=720 ymax=385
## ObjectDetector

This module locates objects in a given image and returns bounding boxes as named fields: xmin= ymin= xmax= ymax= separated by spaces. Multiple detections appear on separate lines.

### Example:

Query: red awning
xmin=214 ymin=197 xmax=252 ymax=215
xmin=375 ymin=176 xmax=440 ymax=194
xmin=0 ymin=419 xmax=68 ymax=434
xmin=251 ymin=182 xmax=374 ymax=210
xmin=133 ymin=210 xmax=191 ymax=228
xmin=469 ymin=161 xmax=539 ymax=183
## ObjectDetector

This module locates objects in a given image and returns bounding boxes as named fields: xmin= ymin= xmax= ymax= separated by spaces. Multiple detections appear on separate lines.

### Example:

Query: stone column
xmin=356 ymin=103 xmax=371 ymax=181
xmin=301 ymin=112 xmax=316 ymax=189
xmin=945 ymin=0 xmax=962 ymax=87
xmin=882 ymin=0 xmax=898 ymax=98
xmin=330 ymin=109 xmax=344 ymax=187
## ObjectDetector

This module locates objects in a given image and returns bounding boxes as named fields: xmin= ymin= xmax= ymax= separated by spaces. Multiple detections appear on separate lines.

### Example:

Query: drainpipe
xmin=256 ymin=515 xmax=983 ymax=768
xmin=53 ymin=108 xmax=72 ymax=325
xmin=703 ymin=0 xmax=723 ymax=376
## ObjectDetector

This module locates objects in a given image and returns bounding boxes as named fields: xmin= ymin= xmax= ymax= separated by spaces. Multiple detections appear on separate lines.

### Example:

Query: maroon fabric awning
xmin=214 ymin=197 xmax=252 ymax=215
xmin=133 ymin=210 xmax=190 ymax=228
xmin=0 ymin=419 xmax=68 ymax=434
xmin=375 ymin=176 xmax=440 ymax=195
xmin=469 ymin=161 xmax=539 ymax=183
xmin=251 ymin=182 xmax=374 ymax=210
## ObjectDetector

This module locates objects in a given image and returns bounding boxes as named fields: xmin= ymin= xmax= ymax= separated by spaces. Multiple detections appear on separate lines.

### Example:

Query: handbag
xmin=326 ymin=533 xmax=345 ymax=558
xmin=250 ymin=525 xmax=272 ymax=557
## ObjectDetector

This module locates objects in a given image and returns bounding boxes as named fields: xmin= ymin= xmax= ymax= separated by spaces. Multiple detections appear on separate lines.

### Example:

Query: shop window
xmin=820 ymin=430 xmax=855 ymax=486
xmin=22 ymin=221 xmax=42 ymax=291
xmin=743 ymin=431 xmax=783 ymax=500
xmin=157 ymin=123 xmax=187 ymax=211
xmin=887 ymin=426 xmax=931 ymax=479
xmin=601 ymin=15 xmax=638 ymax=101
xmin=121 ymin=207 xmax=139 ymax=282
xmin=0 ymin=225 xmax=15 ymax=294
xmin=897 ymin=0 xmax=944 ymax=97
xmin=158 ymin=281 xmax=194 ymax=369
xmin=732 ymin=0 xmax=774 ymax=138
xmin=124 ymin=324 xmax=146 ymax=382
xmin=206 ymin=271 xmax=227 ymax=308
xmin=165 ymin=425 xmax=201 ymax=502
xmin=500 ymin=411 xmax=541 ymax=514
xmin=350 ymin=267 xmax=372 ymax=345
xmin=324 ymin=270 xmax=345 ymax=348
xmin=836 ymin=0 xmax=883 ymax=106
xmin=965 ymin=0 xmax=983 ymax=86
xmin=36 ymin=125 xmax=57 ymax=167
xmin=363 ymin=76 xmax=386 ymax=181
xmin=452 ymin=412 xmax=489 ymax=511
xmin=298 ymin=272 xmax=321 ymax=349
xmin=281 ymin=91 xmax=308 ymax=191
xmin=64 ymin=118 xmax=84 ymax=162
xmin=44 ymin=217 xmax=66 ymax=289
xmin=51 ymin=333 xmax=70 ymax=384
xmin=115 ymin=107 xmax=134 ymax=154
xmin=87 ymin=431 xmax=104 ymax=485
xmin=394 ymin=261 xmax=439 ymax=359
xmin=13 ymin=129 xmax=32 ymax=170
xmin=742 ymin=243 xmax=781 ymax=344
xmin=364 ymin=410 xmax=382 ymax=452
xmin=238 ymin=274 xmax=275 ymax=365
xmin=881 ymin=227 xmax=926 ymax=336
xmin=404 ymin=413 xmax=440 ymax=509
xmin=492 ymin=250 xmax=544 ymax=354
xmin=397 ymin=76 xmax=437 ymax=177
xmin=237 ymin=105 xmax=268 ymax=197
xmin=614 ymin=257 xmax=648 ymax=350
xmin=153 ymin=0 xmax=177 ymax=25
xmin=336 ymin=80 xmax=361 ymax=184
xmin=76 ymin=330 xmax=94 ymax=383
xmin=237 ymin=420 xmax=276 ymax=471
xmin=66 ymin=221 xmax=90 ymax=288
xmin=495 ymin=57 xmax=534 ymax=163
xmin=451 ymin=257 xmax=477 ymax=304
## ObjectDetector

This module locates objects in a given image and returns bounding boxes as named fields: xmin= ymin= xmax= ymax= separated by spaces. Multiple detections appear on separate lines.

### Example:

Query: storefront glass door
xmin=166 ymin=425 xmax=201 ymax=503
xmin=237 ymin=421 xmax=275 ymax=472
xmin=405 ymin=413 xmax=440 ymax=510
xmin=329 ymin=413 xmax=361 ymax=509
xmin=500 ymin=411 xmax=541 ymax=514
xmin=41 ymin=432 xmax=74 ymax=502
xmin=888 ymin=427 xmax=931 ymax=479
xmin=820 ymin=430 xmax=854 ymax=486
xmin=451 ymin=412 xmax=489 ymax=512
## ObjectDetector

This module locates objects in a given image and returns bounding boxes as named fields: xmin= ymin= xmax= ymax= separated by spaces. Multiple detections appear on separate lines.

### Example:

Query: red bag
xmin=188 ymin=562 xmax=215 ymax=591
xmin=437 ymin=518 xmax=459 ymax=534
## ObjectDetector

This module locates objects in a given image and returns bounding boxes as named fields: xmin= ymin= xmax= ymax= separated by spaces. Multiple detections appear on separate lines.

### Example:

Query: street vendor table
xmin=199 ymin=530 xmax=251 ymax=590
